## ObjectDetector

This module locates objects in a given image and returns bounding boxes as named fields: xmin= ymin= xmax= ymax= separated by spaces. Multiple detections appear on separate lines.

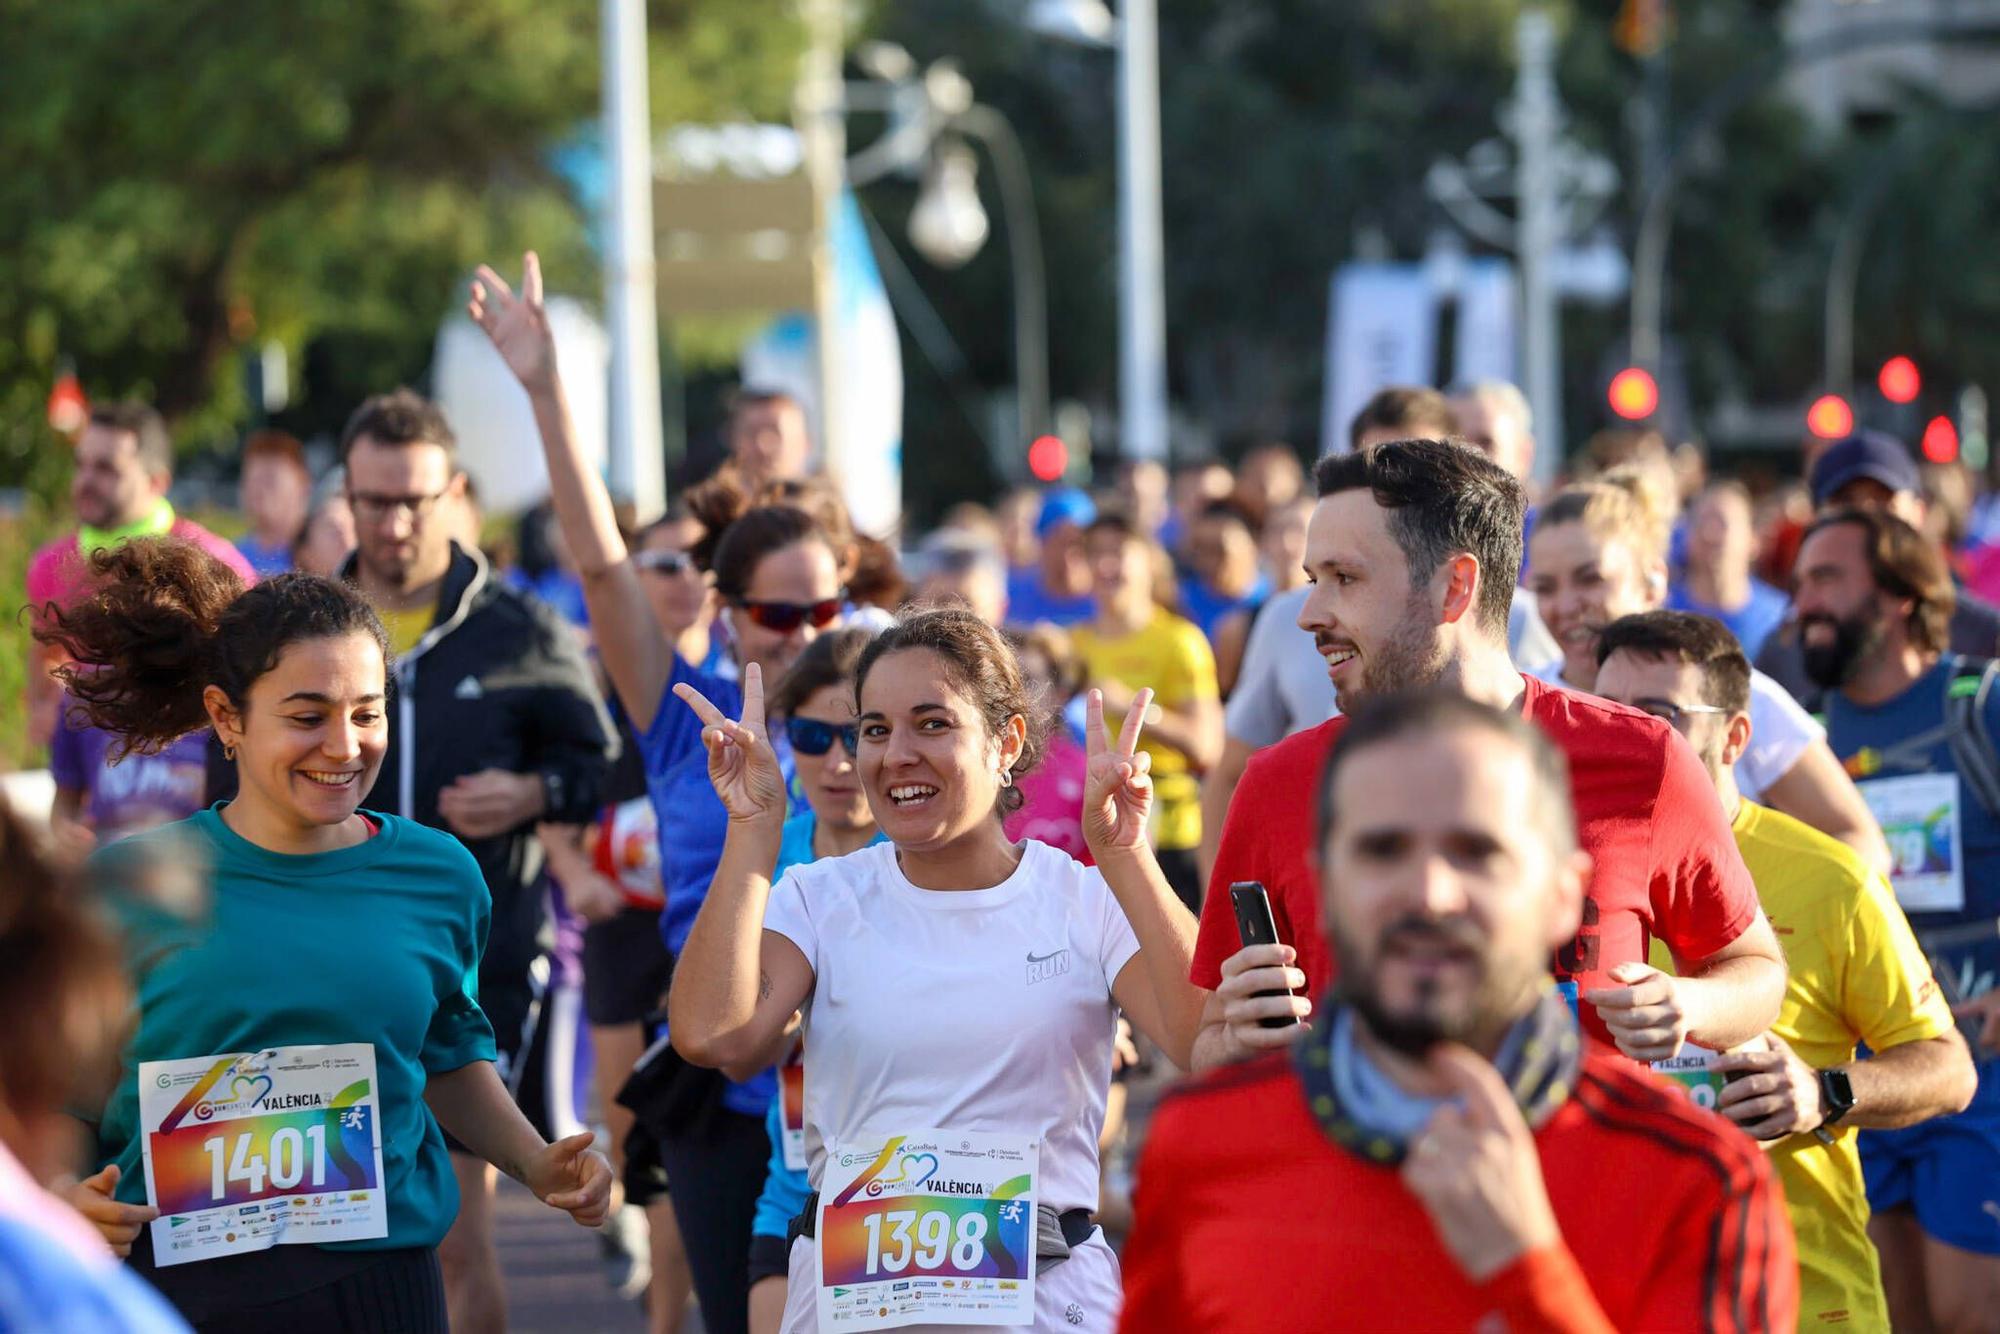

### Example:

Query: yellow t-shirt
xmin=375 ymin=603 xmax=434 ymax=658
xmin=1652 ymin=801 xmax=1955 ymax=1328
xmin=1070 ymin=608 xmax=1219 ymax=852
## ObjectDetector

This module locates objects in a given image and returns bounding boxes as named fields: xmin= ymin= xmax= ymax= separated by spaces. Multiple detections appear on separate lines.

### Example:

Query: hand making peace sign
xmin=673 ymin=663 xmax=789 ymax=826
xmin=1083 ymin=686 xmax=1155 ymax=856
xmin=468 ymin=252 xmax=557 ymax=394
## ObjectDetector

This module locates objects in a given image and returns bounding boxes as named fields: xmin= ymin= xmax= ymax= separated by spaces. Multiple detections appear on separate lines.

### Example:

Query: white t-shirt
xmin=761 ymin=838 xmax=1142 ymax=1214
xmin=1525 ymin=660 xmax=1821 ymax=802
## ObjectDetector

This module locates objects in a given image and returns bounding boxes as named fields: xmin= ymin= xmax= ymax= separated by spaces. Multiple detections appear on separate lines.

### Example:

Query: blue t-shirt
xmin=0 ymin=1217 xmax=190 ymax=1332
xmin=1004 ymin=569 xmax=1094 ymax=628
xmin=751 ymin=811 xmax=887 ymax=1239
xmin=232 ymin=535 xmax=294 ymax=579
xmin=1666 ymin=578 xmax=1790 ymax=660
xmin=1177 ymin=572 xmax=1271 ymax=642
xmin=91 ymin=808 xmax=497 ymax=1250
xmin=639 ymin=653 xmax=796 ymax=1117
xmin=1825 ymin=655 xmax=2000 ymax=1114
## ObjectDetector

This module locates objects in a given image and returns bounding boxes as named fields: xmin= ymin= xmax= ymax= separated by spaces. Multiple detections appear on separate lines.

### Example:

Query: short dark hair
xmin=1347 ymin=386 xmax=1457 ymax=451
xmin=88 ymin=401 xmax=173 ymax=474
xmin=1318 ymin=689 xmax=1575 ymax=854
xmin=1312 ymin=439 xmax=1526 ymax=634
xmin=1802 ymin=507 xmax=1955 ymax=655
xmin=1083 ymin=509 xmax=1145 ymax=545
xmin=1595 ymin=611 xmax=1752 ymax=715
xmin=339 ymin=388 xmax=458 ymax=465
xmin=728 ymin=386 xmax=803 ymax=424
xmin=769 ymin=626 xmax=878 ymax=719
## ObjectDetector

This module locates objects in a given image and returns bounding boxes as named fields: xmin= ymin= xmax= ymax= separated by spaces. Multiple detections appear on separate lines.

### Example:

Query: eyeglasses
xmin=736 ymin=596 xmax=843 ymax=633
xmin=1632 ymin=699 xmax=1730 ymax=730
xmin=349 ymin=489 xmax=451 ymax=521
xmin=635 ymin=550 xmax=696 ymax=577
xmin=787 ymin=717 xmax=859 ymax=757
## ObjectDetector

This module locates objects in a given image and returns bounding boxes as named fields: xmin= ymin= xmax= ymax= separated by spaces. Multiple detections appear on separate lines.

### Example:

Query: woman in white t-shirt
xmin=669 ymin=608 xmax=1204 ymax=1333
xmin=1526 ymin=472 xmax=1889 ymax=872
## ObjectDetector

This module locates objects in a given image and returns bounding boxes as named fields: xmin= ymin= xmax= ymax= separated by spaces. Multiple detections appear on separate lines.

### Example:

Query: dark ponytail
xmin=34 ymin=537 xmax=391 ymax=759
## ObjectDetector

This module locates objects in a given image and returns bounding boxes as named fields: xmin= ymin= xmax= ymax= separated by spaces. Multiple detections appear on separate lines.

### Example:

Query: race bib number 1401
xmin=139 ymin=1044 xmax=387 ymax=1267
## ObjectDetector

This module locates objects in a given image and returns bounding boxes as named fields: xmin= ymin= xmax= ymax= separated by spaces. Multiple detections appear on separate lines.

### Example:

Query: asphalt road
xmin=497 ymin=1177 xmax=656 ymax=1333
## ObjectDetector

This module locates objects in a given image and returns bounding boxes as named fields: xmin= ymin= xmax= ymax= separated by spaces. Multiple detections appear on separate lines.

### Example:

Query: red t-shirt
xmin=1193 ymin=676 xmax=1760 ymax=1046
xmin=1118 ymin=1048 xmax=1797 ymax=1333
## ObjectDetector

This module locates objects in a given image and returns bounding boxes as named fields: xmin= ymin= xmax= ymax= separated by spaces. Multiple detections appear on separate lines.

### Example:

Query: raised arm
xmin=469 ymin=253 xmax=675 ymax=731
xmin=663 ymin=665 xmax=815 ymax=1069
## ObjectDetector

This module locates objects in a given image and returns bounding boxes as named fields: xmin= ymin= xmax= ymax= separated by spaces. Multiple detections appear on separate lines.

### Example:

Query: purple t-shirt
xmin=49 ymin=719 xmax=209 ymax=837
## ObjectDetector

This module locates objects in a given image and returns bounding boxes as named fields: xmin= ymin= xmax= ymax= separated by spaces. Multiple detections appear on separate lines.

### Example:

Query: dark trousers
xmin=657 ymin=1108 xmax=771 ymax=1334
xmin=1155 ymin=844 xmax=1205 ymax=913
xmin=130 ymin=1231 xmax=446 ymax=1332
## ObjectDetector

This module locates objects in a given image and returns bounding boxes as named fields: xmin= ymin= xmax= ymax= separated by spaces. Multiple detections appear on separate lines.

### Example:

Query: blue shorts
xmin=1862 ymin=1088 xmax=2000 ymax=1257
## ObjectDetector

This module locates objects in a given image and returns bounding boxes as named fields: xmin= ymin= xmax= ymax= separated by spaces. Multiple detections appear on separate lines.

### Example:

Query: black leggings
xmin=129 ymin=1231 xmax=446 ymax=1332
xmin=657 ymin=1108 xmax=771 ymax=1334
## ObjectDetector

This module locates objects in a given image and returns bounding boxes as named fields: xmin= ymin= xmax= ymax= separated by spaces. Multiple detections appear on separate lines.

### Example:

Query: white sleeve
xmin=760 ymin=867 xmax=819 ymax=970
xmin=1738 ymin=671 xmax=1825 ymax=800
xmin=1224 ymin=598 xmax=1293 ymax=748
xmin=1087 ymin=866 xmax=1144 ymax=993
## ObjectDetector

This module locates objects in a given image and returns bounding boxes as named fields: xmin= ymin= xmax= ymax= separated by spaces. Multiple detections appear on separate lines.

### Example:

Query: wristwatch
xmin=1818 ymin=1067 xmax=1857 ymax=1127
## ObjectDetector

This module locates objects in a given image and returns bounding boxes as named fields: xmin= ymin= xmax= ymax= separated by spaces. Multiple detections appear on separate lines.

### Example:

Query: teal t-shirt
xmin=90 ymin=806 xmax=497 ymax=1252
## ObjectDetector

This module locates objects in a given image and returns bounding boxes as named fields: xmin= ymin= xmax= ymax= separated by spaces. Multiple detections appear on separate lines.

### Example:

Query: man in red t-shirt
xmin=1177 ymin=439 xmax=1784 ymax=1072
xmin=1120 ymin=693 xmax=1797 ymax=1332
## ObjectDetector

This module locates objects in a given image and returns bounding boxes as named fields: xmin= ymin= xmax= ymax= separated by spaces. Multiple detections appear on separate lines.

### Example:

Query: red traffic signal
xmin=1878 ymin=356 xmax=1921 ymax=405
xmin=1607 ymin=367 xmax=1659 ymax=421
xmin=1922 ymin=415 xmax=1960 ymax=463
xmin=1027 ymin=433 xmax=1069 ymax=483
xmin=1807 ymin=394 xmax=1855 ymax=441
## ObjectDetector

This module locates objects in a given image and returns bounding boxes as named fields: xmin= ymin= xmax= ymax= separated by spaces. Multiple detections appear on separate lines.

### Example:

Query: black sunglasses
xmin=738 ymin=596 xmax=843 ymax=633
xmin=787 ymin=717 xmax=859 ymax=757
xmin=635 ymin=550 xmax=696 ymax=576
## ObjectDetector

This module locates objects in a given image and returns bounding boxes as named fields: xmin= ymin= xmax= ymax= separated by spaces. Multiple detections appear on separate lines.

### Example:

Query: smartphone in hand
xmin=1229 ymin=881 xmax=1300 ymax=1029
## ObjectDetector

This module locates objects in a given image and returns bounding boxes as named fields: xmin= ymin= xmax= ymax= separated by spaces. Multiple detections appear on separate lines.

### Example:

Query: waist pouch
xmin=788 ymin=1193 xmax=1095 ymax=1275
xmin=615 ymin=1029 xmax=729 ymax=1140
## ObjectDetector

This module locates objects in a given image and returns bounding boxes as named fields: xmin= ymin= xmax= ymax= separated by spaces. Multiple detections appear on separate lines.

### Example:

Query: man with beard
xmin=1174 ymin=439 xmax=1784 ymax=1074
xmin=1117 ymin=692 xmax=1797 ymax=1332
xmin=1792 ymin=506 xmax=2000 ymax=1329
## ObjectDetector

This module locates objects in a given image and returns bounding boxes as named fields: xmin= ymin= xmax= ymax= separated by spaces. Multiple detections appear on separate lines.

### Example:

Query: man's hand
xmin=1213 ymin=944 xmax=1312 ymax=1060
xmin=66 ymin=1164 xmax=158 ymax=1257
xmin=1402 ymin=1044 xmax=1561 ymax=1283
xmin=524 ymin=1131 xmax=615 ymax=1229
xmin=1713 ymin=1034 xmax=1825 ymax=1141
xmin=1582 ymin=962 xmax=1692 ymax=1063
xmin=562 ymin=868 xmax=627 ymax=925
xmin=438 ymin=769 xmax=547 ymax=840
xmin=1954 ymin=991 xmax=2000 ymax=1058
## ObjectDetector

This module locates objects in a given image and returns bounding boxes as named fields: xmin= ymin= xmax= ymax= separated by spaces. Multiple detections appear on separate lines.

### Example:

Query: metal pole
xmin=954 ymin=105 xmax=1051 ymax=442
xmin=1824 ymin=174 xmax=1895 ymax=398
xmin=602 ymin=0 xmax=666 ymax=515
xmin=1514 ymin=11 xmax=1564 ymax=480
xmin=799 ymin=0 xmax=847 ymax=490
xmin=1118 ymin=0 xmax=1169 ymax=461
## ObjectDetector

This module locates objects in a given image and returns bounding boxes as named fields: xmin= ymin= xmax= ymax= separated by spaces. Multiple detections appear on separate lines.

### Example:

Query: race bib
xmin=780 ymin=1043 xmax=807 ymax=1173
xmin=816 ymin=1129 xmax=1038 ymax=1330
xmin=1651 ymin=1042 xmax=1729 ymax=1112
xmin=1861 ymin=772 xmax=1965 ymax=912
xmin=139 ymin=1044 xmax=388 ymax=1266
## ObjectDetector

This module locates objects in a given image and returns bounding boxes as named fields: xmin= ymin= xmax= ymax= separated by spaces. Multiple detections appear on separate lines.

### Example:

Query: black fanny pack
xmin=615 ymin=1025 xmax=730 ymax=1140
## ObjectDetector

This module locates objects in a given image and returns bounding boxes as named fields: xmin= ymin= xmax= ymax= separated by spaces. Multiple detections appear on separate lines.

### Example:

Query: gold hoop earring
xmin=223 ymin=743 xmax=238 ymax=762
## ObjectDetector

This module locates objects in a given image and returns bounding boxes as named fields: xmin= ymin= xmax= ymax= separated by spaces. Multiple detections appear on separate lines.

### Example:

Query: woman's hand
xmin=523 ymin=1131 xmax=614 ymax=1229
xmin=66 ymin=1164 xmax=157 ymax=1257
xmin=1083 ymin=686 xmax=1154 ymax=856
xmin=468 ymin=252 xmax=558 ymax=395
xmin=673 ymin=663 xmax=788 ymax=825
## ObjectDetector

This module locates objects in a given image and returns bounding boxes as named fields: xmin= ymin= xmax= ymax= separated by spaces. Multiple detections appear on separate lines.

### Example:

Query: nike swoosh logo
xmin=1026 ymin=950 xmax=1065 ymax=964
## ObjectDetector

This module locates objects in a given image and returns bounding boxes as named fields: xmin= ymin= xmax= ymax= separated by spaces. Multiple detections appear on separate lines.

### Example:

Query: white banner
xmin=1452 ymin=258 xmax=1518 ymax=391
xmin=1321 ymin=263 xmax=1439 ymax=455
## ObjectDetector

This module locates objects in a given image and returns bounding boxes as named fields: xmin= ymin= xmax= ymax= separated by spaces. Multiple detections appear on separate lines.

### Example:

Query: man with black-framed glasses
xmin=338 ymin=387 xmax=615 ymax=1333
xmin=1596 ymin=608 xmax=1976 ymax=1330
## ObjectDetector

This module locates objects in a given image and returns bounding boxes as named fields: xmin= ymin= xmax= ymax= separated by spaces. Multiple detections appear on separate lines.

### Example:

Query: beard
xmin=1325 ymin=593 xmax=1451 ymax=708
xmin=1330 ymin=914 xmax=1518 ymax=1059
xmin=1799 ymin=607 xmax=1882 ymax=689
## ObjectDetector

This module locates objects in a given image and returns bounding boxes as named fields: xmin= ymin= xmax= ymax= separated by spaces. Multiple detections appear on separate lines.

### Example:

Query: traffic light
xmin=1807 ymin=394 xmax=1855 ymax=440
xmin=1921 ymin=415 xmax=1960 ymax=463
xmin=1027 ymin=433 xmax=1069 ymax=483
xmin=1607 ymin=367 xmax=1660 ymax=421
xmin=1878 ymin=356 xmax=1922 ymax=406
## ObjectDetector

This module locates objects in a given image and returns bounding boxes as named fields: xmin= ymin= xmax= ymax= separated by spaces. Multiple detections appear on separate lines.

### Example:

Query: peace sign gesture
xmin=673 ymin=663 xmax=789 ymax=826
xmin=468 ymin=252 xmax=557 ymax=394
xmin=1083 ymin=686 xmax=1155 ymax=856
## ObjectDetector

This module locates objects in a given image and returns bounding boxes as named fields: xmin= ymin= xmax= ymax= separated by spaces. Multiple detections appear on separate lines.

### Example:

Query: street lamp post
xmin=601 ymin=0 xmax=666 ymax=515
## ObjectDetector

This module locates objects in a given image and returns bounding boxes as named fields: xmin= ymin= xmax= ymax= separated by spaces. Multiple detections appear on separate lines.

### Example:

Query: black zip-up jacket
xmin=342 ymin=542 xmax=615 ymax=983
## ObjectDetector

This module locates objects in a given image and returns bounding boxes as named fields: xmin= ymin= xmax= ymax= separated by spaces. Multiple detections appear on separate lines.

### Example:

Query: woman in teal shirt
xmin=39 ymin=537 xmax=612 ymax=1331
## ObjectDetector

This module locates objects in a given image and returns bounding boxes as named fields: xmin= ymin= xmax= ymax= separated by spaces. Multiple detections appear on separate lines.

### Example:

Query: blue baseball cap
xmin=1810 ymin=430 xmax=1919 ymax=508
xmin=1035 ymin=487 xmax=1097 ymax=538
